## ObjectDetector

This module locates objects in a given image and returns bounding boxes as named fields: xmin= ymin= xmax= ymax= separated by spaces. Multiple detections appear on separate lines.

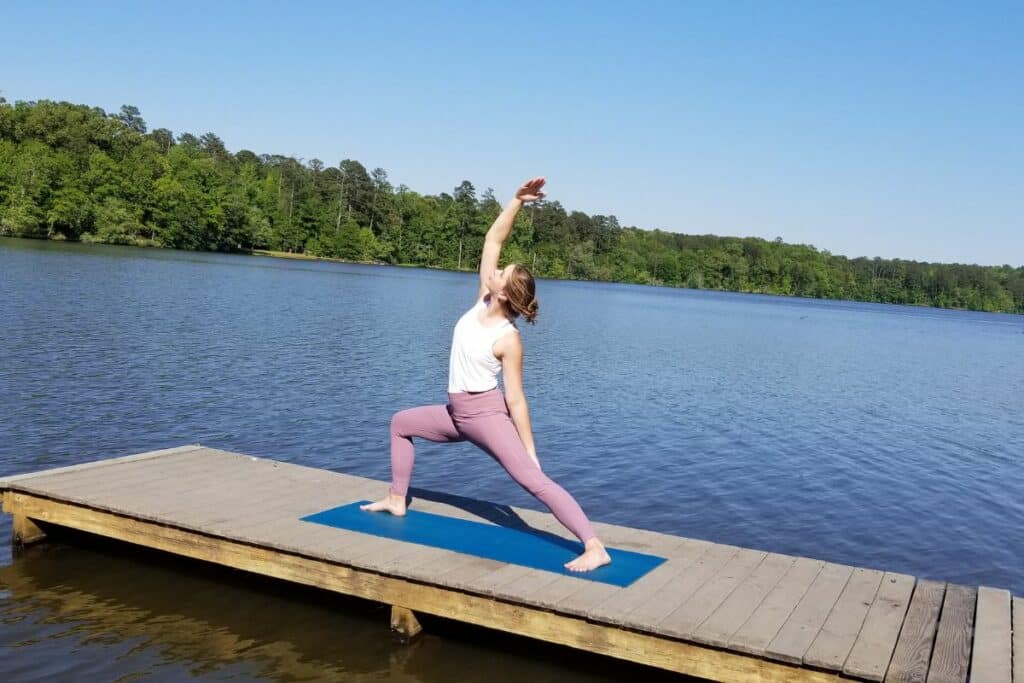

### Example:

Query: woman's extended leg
xmin=361 ymin=404 xmax=462 ymax=515
xmin=458 ymin=413 xmax=610 ymax=571
xmin=455 ymin=411 xmax=610 ymax=566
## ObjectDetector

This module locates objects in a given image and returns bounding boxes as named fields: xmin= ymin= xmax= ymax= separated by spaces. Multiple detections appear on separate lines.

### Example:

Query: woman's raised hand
xmin=515 ymin=177 xmax=547 ymax=203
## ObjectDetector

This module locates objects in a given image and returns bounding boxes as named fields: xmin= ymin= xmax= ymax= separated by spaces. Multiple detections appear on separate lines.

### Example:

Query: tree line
xmin=1 ymin=98 xmax=1021 ymax=314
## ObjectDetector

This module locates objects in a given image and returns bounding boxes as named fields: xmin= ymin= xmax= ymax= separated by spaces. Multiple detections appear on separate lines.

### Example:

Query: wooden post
xmin=12 ymin=514 xmax=47 ymax=549
xmin=390 ymin=605 xmax=423 ymax=642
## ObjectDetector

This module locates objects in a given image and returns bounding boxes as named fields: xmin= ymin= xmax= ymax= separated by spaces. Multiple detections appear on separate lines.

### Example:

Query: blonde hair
xmin=504 ymin=264 xmax=539 ymax=324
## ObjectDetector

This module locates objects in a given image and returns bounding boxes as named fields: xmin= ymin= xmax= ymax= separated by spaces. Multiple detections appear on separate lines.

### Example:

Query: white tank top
xmin=448 ymin=297 xmax=519 ymax=393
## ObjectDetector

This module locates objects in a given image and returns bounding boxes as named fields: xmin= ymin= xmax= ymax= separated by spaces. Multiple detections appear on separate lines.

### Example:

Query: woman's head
xmin=495 ymin=263 xmax=539 ymax=324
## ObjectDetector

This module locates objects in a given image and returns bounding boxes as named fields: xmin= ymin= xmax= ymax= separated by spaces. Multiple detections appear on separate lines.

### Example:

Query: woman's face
xmin=488 ymin=264 xmax=515 ymax=297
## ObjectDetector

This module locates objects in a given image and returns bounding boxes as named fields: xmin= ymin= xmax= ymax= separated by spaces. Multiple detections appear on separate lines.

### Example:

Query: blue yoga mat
xmin=301 ymin=501 xmax=666 ymax=587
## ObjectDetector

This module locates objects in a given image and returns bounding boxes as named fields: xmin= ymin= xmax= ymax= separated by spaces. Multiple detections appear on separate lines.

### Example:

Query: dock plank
xmin=9 ymin=457 xmax=259 ymax=527
xmin=657 ymin=548 xmax=769 ymax=639
xmin=884 ymin=579 xmax=945 ymax=683
xmin=843 ymin=571 xmax=915 ymax=681
xmin=0 ymin=444 xmax=203 ymax=485
xmin=466 ymin=563 xmax=542 ymax=596
xmin=496 ymin=566 xmax=569 ymax=600
xmin=804 ymin=567 xmax=884 ymax=670
xmin=3 ymin=448 xmax=217 ymax=497
xmin=926 ymin=584 xmax=976 ymax=683
xmin=432 ymin=555 xmax=507 ymax=591
xmin=617 ymin=542 xmax=741 ymax=632
xmin=587 ymin=538 xmax=713 ymax=627
xmin=729 ymin=557 xmax=824 ymax=656
xmin=970 ymin=587 xmax=1012 ymax=683
xmin=550 ymin=577 xmax=622 ymax=619
xmin=692 ymin=552 xmax=796 ymax=648
xmin=1013 ymin=597 xmax=1022 ymax=683
xmin=765 ymin=562 xmax=854 ymax=665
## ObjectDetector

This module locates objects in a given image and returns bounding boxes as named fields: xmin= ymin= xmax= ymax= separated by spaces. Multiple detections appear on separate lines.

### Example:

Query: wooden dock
xmin=1 ymin=445 xmax=1019 ymax=682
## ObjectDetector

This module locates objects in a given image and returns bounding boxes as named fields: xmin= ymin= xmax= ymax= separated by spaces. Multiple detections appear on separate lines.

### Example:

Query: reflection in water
xmin=0 ymin=529 xmax=689 ymax=682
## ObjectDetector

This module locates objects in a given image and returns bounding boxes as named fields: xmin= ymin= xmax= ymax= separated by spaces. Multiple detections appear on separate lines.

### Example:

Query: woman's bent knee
xmin=390 ymin=409 xmax=412 ymax=436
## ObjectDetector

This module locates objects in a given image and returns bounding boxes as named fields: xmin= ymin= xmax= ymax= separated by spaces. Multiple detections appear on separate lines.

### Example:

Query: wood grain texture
xmin=843 ymin=572 xmax=915 ymax=681
xmin=587 ymin=538 xmax=712 ymax=627
xmin=657 ymin=548 xmax=769 ymax=639
xmin=692 ymin=552 xmax=796 ymax=648
xmin=970 ymin=586 xmax=1011 ymax=683
xmin=884 ymin=579 xmax=945 ymax=683
xmin=729 ymin=557 xmax=824 ymax=656
xmin=617 ymin=542 xmax=741 ymax=631
xmin=926 ymin=584 xmax=976 ymax=683
xmin=0 ymin=444 xmax=203 ymax=485
xmin=804 ymin=567 xmax=884 ymax=670
xmin=1013 ymin=597 xmax=1022 ymax=683
xmin=765 ymin=562 xmax=854 ymax=665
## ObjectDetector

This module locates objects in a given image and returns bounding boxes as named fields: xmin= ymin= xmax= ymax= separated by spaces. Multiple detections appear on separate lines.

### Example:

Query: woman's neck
xmin=482 ymin=295 xmax=514 ymax=324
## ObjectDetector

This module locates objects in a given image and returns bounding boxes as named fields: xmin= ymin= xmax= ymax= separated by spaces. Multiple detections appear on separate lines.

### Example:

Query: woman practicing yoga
xmin=361 ymin=177 xmax=611 ymax=572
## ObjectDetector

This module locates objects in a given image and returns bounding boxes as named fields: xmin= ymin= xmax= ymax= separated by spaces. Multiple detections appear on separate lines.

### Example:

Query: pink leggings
xmin=387 ymin=388 xmax=597 ymax=544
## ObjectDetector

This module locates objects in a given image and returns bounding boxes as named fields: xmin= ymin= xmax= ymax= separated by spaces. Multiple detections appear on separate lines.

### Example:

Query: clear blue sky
xmin=3 ymin=1 xmax=1022 ymax=266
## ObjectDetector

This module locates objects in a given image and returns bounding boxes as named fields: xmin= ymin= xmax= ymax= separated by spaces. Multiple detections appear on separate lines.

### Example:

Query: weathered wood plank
xmin=549 ymin=576 xmax=622 ymax=618
xmin=925 ymin=584 xmax=976 ymax=683
xmin=883 ymin=579 xmax=944 ymax=683
xmin=804 ymin=568 xmax=885 ymax=670
xmin=657 ymin=549 xmax=769 ymax=639
xmin=729 ymin=557 xmax=825 ymax=656
xmin=31 ymin=458 xmax=289 ymax=530
xmin=587 ymin=538 xmax=713 ymax=627
xmin=432 ymin=554 xmax=507 ymax=591
xmin=843 ymin=572 xmax=915 ymax=681
xmin=3 ymin=491 xmax=844 ymax=683
xmin=536 ymin=528 xmax=706 ymax=618
xmin=495 ymin=566 xmax=568 ymax=600
xmin=692 ymin=552 xmax=796 ymax=648
xmin=2 ymin=448 xmax=218 ymax=498
xmin=970 ymin=586 xmax=1012 ymax=683
xmin=465 ymin=563 xmax=540 ymax=595
xmin=0 ymin=444 xmax=203 ymax=485
xmin=766 ymin=562 xmax=854 ymax=664
xmin=617 ymin=542 xmax=741 ymax=632
xmin=1013 ymin=597 xmax=1023 ymax=683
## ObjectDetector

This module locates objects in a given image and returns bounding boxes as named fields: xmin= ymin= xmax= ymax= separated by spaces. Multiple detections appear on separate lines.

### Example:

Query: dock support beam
xmin=390 ymin=605 xmax=423 ymax=642
xmin=3 ymin=492 xmax=48 ymax=551
xmin=12 ymin=514 xmax=47 ymax=549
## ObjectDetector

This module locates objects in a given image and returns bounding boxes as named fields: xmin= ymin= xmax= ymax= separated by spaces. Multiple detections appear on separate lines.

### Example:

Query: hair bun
xmin=523 ymin=298 xmax=539 ymax=324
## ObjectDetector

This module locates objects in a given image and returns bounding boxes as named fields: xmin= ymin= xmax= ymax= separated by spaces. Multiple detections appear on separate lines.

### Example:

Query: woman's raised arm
xmin=478 ymin=177 xmax=546 ymax=299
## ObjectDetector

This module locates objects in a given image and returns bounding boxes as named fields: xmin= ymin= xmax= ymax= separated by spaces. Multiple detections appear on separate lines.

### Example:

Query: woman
xmin=361 ymin=177 xmax=611 ymax=572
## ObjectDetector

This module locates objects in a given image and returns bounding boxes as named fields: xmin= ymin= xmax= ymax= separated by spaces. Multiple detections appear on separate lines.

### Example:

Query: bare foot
xmin=359 ymin=493 xmax=407 ymax=516
xmin=564 ymin=538 xmax=612 ymax=572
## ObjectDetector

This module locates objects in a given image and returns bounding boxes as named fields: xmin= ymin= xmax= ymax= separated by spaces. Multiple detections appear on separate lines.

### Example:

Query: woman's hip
xmin=447 ymin=387 xmax=509 ymax=420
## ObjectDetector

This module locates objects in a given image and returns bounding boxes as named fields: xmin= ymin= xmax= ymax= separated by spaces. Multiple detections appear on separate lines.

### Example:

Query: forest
xmin=2 ymin=98 xmax=1021 ymax=314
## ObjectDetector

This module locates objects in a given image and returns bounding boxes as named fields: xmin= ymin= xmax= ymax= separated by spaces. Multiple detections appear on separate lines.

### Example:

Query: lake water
xmin=1 ymin=236 xmax=1022 ymax=681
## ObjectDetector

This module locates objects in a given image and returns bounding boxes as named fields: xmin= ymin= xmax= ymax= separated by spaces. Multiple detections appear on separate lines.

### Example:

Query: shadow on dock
xmin=407 ymin=486 xmax=584 ymax=552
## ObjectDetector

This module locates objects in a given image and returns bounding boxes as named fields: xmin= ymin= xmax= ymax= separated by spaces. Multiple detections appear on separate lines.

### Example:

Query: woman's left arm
xmin=495 ymin=333 xmax=542 ymax=470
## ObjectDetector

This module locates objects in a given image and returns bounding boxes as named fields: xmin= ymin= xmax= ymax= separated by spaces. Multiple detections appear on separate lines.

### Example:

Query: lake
xmin=1 ymin=236 xmax=1021 ymax=681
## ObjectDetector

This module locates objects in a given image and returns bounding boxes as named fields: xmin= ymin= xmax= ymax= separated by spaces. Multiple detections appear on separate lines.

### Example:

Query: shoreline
xmin=3 ymin=235 xmax=1021 ymax=317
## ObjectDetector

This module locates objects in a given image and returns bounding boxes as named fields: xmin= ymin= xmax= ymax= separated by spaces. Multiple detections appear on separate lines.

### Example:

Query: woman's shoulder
xmin=492 ymin=325 xmax=522 ymax=358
